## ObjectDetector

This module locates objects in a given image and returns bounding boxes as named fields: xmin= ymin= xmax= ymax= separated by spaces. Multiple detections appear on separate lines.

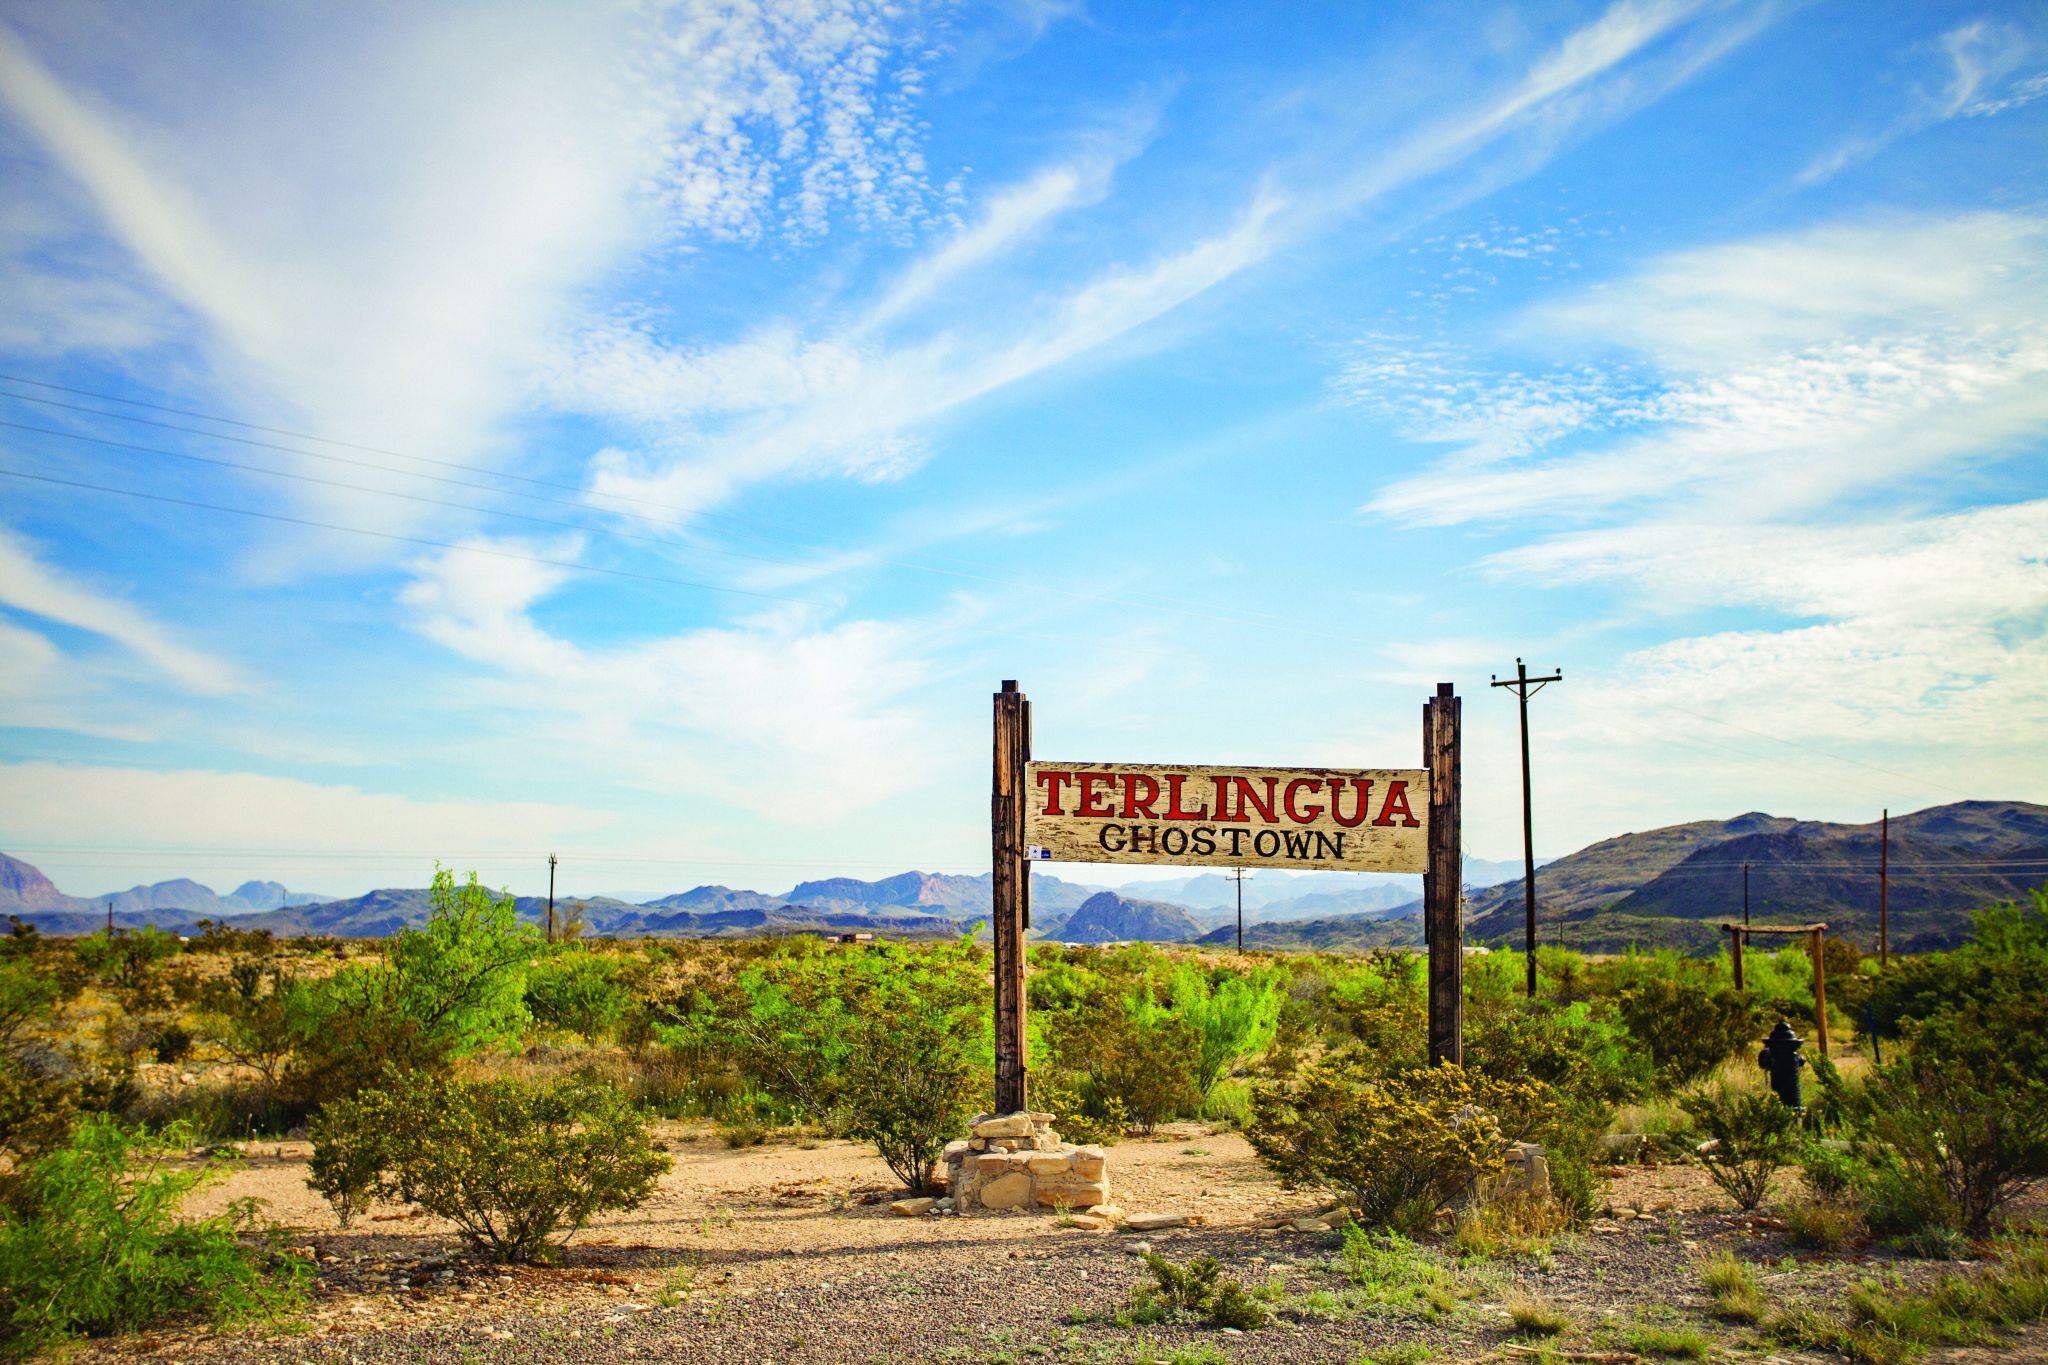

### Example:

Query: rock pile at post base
xmin=942 ymin=1111 xmax=1110 ymax=1213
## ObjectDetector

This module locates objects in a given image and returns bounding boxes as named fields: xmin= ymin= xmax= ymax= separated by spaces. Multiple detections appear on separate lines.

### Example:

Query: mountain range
xmin=2 ymin=799 xmax=2039 ymax=951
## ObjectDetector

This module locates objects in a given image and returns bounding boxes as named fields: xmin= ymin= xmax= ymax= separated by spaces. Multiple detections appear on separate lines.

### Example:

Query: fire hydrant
xmin=1758 ymin=1019 xmax=1807 ymax=1109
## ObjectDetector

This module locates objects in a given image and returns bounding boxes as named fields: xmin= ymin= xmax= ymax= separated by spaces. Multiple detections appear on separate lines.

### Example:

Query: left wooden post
xmin=992 ymin=680 xmax=1032 ymax=1115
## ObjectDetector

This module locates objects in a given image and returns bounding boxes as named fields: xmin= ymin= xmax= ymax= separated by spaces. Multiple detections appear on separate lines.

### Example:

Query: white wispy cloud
xmin=395 ymin=535 xmax=961 ymax=822
xmin=562 ymin=0 xmax=1772 ymax=528
xmin=0 ymin=2 xmax=953 ymax=555
xmin=1347 ymin=210 xmax=2048 ymax=833
xmin=1362 ymin=212 xmax=2048 ymax=525
xmin=0 ymin=524 xmax=247 ymax=695
xmin=1798 ymin=17 xmax=2046 ymax=186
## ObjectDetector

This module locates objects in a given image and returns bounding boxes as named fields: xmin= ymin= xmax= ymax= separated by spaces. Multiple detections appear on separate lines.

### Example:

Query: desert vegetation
xmin=0 ymin=878 xmax=2044 ymax=1359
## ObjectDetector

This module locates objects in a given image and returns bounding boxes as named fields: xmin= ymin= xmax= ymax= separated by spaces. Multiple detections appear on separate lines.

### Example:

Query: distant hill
xmin=8 ymin=801 xmax=2031 ymax=951
xmin=0 ymin=854 xmax=327 ymax=925
xmin=0 ymin=856 xmax=1111 ymax=940
xmin=1123 ymin=858 xmax=1527 ymax=924
xmin=1196 ymin=914 xmax=1422 ymax=952
xmin=1048 ymin=891 xmax=1204 ymax=944
xmin=1466 ymin=800 xmax=2048 ymax=954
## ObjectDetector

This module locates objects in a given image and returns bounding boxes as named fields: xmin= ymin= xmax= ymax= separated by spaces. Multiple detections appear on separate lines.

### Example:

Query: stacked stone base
xmin=942 ymin=1111 xmax=1111 ymax=1213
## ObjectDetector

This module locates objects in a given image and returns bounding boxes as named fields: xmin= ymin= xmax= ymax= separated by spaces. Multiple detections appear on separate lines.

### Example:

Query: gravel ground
xmin=70 ymin=1128 xmax=2048 ymax=1365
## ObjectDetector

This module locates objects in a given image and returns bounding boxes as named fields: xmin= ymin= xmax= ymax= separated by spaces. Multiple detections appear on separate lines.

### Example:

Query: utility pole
xmin=1227 ymin=868 xmax=1253 ymax=954
xmin=1879 ymin=810 xmax=1889 ymax=968
xmin=106 ymin=901 xmax=113 ymax=936
xmin=1491 ymin=658 xmax=1562 ymax=998
xmin=1743 ymin=863 xmax=1750 ymax=928
xmin=547 ymin=853 xmax=557 ymax=944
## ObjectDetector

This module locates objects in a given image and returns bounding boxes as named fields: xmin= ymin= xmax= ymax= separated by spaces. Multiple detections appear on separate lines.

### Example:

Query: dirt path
xmin=78 ymin=1125 xmax=2048 ymax=1364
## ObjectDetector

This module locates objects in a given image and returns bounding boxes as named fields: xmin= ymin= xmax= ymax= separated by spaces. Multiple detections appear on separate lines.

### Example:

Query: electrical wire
xmin=0 ymin=467 xmax=822 ymax=605
xmin=0 ymin=381 xmax=1370 ymax=640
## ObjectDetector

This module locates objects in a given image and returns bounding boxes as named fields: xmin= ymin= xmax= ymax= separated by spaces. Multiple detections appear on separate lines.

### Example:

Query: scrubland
xmin=3 ymin=873 xmax=2046 ymax=1363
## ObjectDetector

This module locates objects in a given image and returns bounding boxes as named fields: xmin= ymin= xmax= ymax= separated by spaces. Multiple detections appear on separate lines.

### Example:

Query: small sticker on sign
xmin=1026 ymin=846 xmax=1051 ymax=860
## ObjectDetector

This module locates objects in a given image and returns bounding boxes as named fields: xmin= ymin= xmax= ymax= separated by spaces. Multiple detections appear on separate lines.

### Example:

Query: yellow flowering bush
xmin=310 ymin=1072 xmax=670 ymax=1263
xmin=1247 ymin=1060 xmax=1555 ymax=1231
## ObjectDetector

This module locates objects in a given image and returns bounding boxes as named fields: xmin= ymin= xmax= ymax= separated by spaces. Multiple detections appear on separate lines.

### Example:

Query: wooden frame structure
xmin=990 ymin=679 xmax=1462 ymax=1112
xmin=1722 ymin=920 xmax=1830 ymax=1056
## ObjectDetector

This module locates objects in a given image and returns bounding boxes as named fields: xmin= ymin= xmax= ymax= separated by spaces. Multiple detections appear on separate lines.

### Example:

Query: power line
xmin=0 ymin=466 xmax=822 ymax=605
xmin=1651 ymin=701 xmax=1974 ymax=798
xmin=0 ymin=381 xmax=1371 ymax=642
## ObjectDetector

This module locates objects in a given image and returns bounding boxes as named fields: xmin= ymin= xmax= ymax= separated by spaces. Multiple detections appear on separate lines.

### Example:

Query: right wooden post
xmin=1424 ymin=682 xmax=1463 ymax=1066
xmin=1728 ymin=923 xmax=1746 ymax=991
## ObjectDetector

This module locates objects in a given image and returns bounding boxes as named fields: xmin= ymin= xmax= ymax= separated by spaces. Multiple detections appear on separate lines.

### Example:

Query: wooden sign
xmin=988 ymin=679 xmax=1464 ymax=1115
xmin=1023 ymin=762 xmax=1429 ymax=873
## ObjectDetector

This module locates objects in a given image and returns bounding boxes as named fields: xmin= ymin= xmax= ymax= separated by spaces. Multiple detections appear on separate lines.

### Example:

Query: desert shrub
xmin=0 ymin=1115 xmax=306 ymax=1357
xmin=704 ymin=951 xmax=859 ymax=1124
xmin=203 ymin=969 xmax=297 ymax=1093
xmin=284 ymin=999 xmax=454 ymax=1111
xmin=1340 ymin=1226 xmax=1466 ymax=1318
xmin=1131 ymin=1252 xmax=1268 ymax=1330
xmin=1248 ymin=1060 xmax=1555 ymax=1232
xmin=1831 ymin=1014 xmax=2048 ymax=1238
xmin=151 ymin=1021 xmax=194 ymax=1064
xmin=1614 ymin=974 xmax=1758 ymax=1089
xmin=524 ymin=948 xmax=631 ymax=1041
xmin=838 ymin=967 xmax=989 ymax=1192
xmin=0 ymin=960 xmax=62 ymax=1062
xmin=1680 ymin=1084 xmax=1801 ymax=1211
xmin=1783 ymin=1194 xmax=1868 ymax=1251
xmin=1466 ymin=997 xmax=1650 ymax=1110
xmin=1170 ymin=964 xmax=1281 ymax=1102
xmin=71 ymin=927 xmax=182 ymax=1006
xmin=309 ymin=1071 xmax=669 ymax=1263
xmin=1031 ymin=1069 xmax=1127 ymax=1146
xmin=1465 ymin=995 xmax=1645 ymax=1227
xmin=285 ymin=868 xmax=535 ymax=1109
xmin=1865 ymin=890 xmax=2048 ymax=1071
xmin=1043 ymin=986 xmax=1200 ymax=1134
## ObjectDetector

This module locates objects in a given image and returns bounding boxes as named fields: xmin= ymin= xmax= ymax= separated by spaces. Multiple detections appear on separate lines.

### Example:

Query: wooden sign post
xmin=1423 ymin=683 xmax=1463 ymax=1066
xmin=988 ymin=679 xmax=1465 ymax=1112
xmin=991 ymin=681 xmax=1031 ymax=1115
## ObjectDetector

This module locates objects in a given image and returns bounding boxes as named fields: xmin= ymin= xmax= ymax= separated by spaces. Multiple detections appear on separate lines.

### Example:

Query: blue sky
xmin=0 ymin=0 xmax=2043 ymax=901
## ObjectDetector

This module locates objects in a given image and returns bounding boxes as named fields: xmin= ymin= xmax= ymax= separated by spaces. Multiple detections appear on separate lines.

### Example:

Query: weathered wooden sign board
xmin=988 ymin=680 xmax=1463 ymax=1117
xmin=1024 ymin=762 xmax=1428 ymax=873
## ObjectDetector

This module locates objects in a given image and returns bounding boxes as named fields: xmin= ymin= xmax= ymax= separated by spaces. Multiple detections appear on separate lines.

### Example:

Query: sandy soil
xmin=72 ymin=1125 xmax=2048 ymax=1365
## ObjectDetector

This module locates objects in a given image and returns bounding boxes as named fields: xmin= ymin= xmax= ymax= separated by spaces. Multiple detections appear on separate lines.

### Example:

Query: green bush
xmin=838 ymin=969 xmax=989 ymax=1192
xmin=1866 ymin=890 xmax=2048 ymax=1076
xmin=1248 ymin=1060 xmax=1555 ymax=1231
xmin=309 ymin=1071 xmax=670 ymax=1263
xmin=0 ymin=1115 xmax=306 ymax=1357
xmin=1169 ymin=964 xmax=1281 ymax=1102
xmin=285 ymin=867 xmax=538 ymax=1109
xmin=1680 ymin=1084 xmax=1801 ymax=1211
xmin=1614 ymin=974 xmax=1758 ymax=1089
xmin=1833 ymin=1017 xmax=2048 ymax=1238
xmin=1133 ymin=1252 xmax=1269 ymax=1330
xmin=1044 ymin=986 xmax=1200 ymax=1134
xmin=524 ymin=948 xmax=632 ymax=1041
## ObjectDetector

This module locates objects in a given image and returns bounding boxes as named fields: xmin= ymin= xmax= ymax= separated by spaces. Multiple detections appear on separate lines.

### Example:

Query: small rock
xmin=1125 ymin=1241 xmax=1154 ymax=1256
xmin=890 ymin=1197 xmax=937 ymax=1217
xmin=1065 ymin=1214 xmax=1108 ymax=1231
xmin=974 ymin=1114 xmax=1036 ymax=1140
xmin=1124 ymin=1212 xmax=1189 ymax=1232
